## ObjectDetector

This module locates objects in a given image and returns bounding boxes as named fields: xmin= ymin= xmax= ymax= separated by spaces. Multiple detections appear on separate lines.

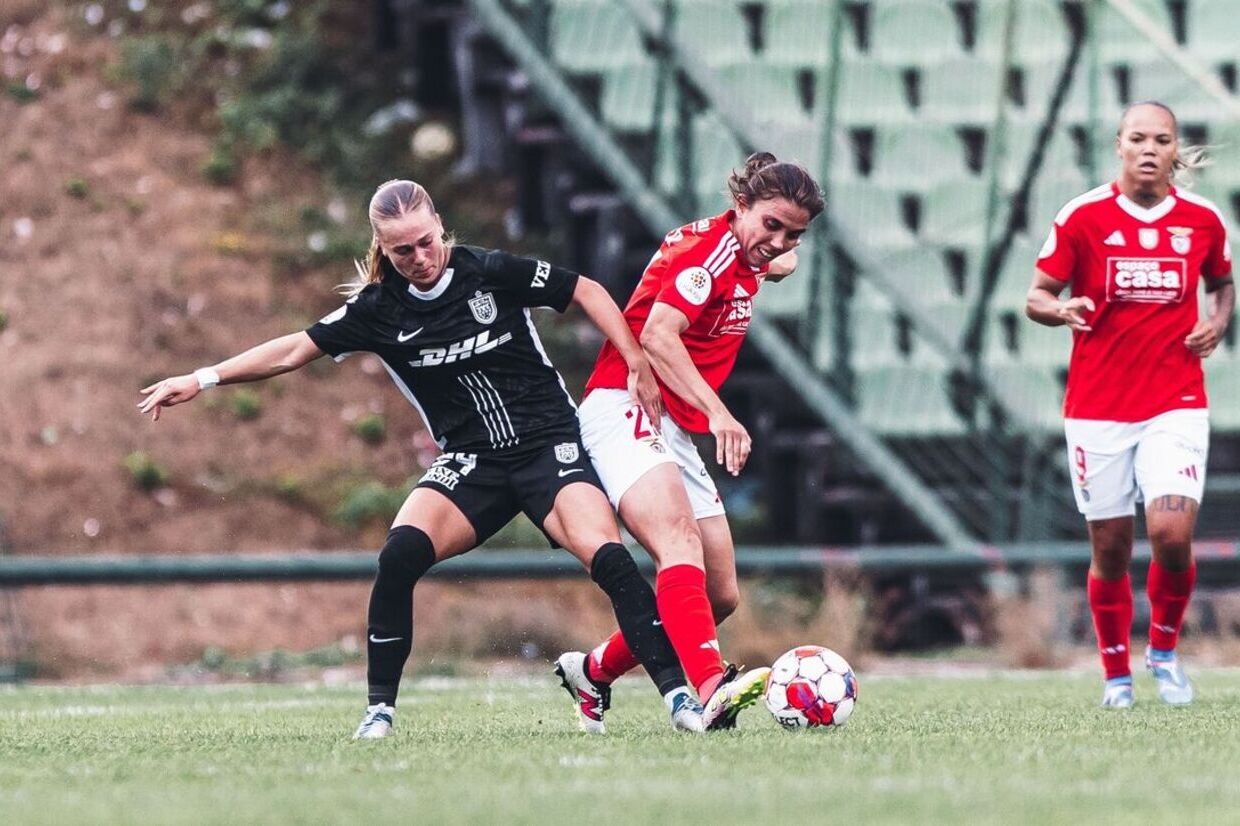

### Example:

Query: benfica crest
xmin=554 ymin=442 xmax=579 ymax=464
xmin=468 ymin=291 xmax=497 ymax=324
xmin=1168 ymin=226 xmax=1193 ymax=255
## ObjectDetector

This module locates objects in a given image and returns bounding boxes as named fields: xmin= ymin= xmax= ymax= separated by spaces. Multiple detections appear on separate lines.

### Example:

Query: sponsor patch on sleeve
xmin=674 ymin=266 xmax=712 ymax=305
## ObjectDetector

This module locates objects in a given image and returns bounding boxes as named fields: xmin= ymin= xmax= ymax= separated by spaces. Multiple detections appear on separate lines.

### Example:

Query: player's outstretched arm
xmin=137 ymin=332 xmax=325 ymax=421
xmin=1026 ymin=272 xmax=1093 ymax=331
xmin=571 ymin=276 xmax=664 ymax=429
xmin=641 ymin=303 xmax=751 ymax=476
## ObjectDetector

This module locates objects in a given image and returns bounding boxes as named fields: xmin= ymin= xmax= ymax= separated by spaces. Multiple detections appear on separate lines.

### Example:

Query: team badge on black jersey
xmin=554 ymin=442 xmax=579 ymax=464
xmin=468 ymin=291 xmax=497 ymax=324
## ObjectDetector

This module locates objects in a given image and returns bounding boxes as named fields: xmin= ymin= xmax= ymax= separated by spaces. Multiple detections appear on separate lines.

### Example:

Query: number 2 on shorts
xmin=625 ymin=406 xmax=653 ymax=440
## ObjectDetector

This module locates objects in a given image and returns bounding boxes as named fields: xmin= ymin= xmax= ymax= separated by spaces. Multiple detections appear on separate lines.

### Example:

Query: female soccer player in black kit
xmin=139 ymin=179 xmax=694 ymax=738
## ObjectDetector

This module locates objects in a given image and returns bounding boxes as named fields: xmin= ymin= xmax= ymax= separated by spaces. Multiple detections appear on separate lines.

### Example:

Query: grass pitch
xmin=4 ymin=670 xmax=1240 ymax=825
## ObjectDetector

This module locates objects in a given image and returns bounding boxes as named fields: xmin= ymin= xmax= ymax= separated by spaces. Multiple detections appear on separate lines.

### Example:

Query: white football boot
xmin=1100 ymin=678 xmax=1134 ymax=709
xmin=353 ymin=703 xmax=395 ymax=739
xmin=554 ymin=651 xmax=610 ymax=735
xmin=1146 ymin=647 xmax=1194 ymax=705
xmin=701 ymin=665 xmax=771 ymax=730
xmin=665 ymin=687 xmax=706 ymax=733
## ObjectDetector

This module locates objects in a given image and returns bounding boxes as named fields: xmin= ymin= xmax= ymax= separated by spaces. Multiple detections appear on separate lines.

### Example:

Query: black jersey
xmin=306 ymin=246 xmax=583 ymax=453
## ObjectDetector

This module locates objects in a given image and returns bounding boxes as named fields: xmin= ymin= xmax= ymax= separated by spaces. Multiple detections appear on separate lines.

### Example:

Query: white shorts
xmin=1064 ymin=408 xmax=1209 ymax=521
xmin=577 ymin=388 xmax=725 ymax=520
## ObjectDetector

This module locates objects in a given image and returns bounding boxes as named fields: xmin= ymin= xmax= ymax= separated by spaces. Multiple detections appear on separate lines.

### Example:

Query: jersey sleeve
xmin=654 ymin=235 xmax=731 ymax=324
xmin=304 ymin=294 xmax=376 ymax=361
xmin=481 ymin=249 xmax=579 ymax=311
xmin=1034 ymin=213 xmax=1078 ymax=284
xmin=1203 ymin=213 xmax=1233 ymax=281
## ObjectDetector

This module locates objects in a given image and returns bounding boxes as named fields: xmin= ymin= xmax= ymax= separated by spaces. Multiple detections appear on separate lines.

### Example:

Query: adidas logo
xmin=1178 ymin=465 xmax=1199 ymax=480
xmin=1104 ymin=230 xmax=1126 ymax=246
xmin=733 ymin=284 xmax=750 ymax=299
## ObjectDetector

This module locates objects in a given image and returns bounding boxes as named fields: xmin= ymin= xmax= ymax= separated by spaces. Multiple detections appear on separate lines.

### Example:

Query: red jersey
xmin=1036 ymin=182 xmax=1232 ymax=421
xmin=587 ymin=211 xmax=766 ymax=433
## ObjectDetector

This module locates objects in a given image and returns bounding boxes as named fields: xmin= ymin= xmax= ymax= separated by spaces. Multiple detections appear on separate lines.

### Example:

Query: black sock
xmin=590 ymin=543 xmax=687 ymax=696
xmin=366 ymin=525 xmax=436 ymax=707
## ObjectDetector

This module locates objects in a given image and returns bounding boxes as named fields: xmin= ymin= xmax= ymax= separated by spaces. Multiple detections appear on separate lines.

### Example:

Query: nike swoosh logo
xmin=652 ymin=620 xmax=662 ymax=626
xmin=397 ymin=328 xmax=423 ymax=342
xmin=369 ymin=635 xmax=403 ymax=643
xmin=557 ymin=469 xmax=583 ymax=478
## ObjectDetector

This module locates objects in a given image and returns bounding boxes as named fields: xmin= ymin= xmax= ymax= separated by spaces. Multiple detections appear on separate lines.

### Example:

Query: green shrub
xmin=332 ymin=480 xmax=407 ymax=528
xmin=6 ymin=83 xmax=38 ymax=103
xmin=201 ymin=142 xmax=238 ymax=186
xmin=64 ymin=177 xmax=89 ymax=199
xmin=229 ymin=389 xmax=262 ymax=420
xmin=119 ymin=35 xmax=179 ymax=112
xmin=123 ymin=451 xmax=168 ymax=491
xmin=352 ymin=414 xmax=386 ymax=445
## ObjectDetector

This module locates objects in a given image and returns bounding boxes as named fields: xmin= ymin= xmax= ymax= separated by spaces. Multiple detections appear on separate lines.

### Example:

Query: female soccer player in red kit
xmin=555 ymin=152 xmax=824 ymax=732
xmin=1027 ymin=102 xmax=1234 ymax=707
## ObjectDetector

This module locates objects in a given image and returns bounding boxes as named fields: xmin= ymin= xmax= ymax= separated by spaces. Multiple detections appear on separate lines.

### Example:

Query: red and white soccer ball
xmin=764 ymin=645 xmax=858 ymax=729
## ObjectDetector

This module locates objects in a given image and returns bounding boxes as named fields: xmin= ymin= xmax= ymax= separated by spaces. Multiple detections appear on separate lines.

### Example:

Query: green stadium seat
xmin=853 ymin=278 xmax=895 ymax=310
xmin=919 ymin=58 xmax=1007 ymax=125
xmin=717 ymin=64 xmax=812 ymax=126
xmin=870 ymin=125 xmax=970 ymax=192
xmin=988 ymin=238 xmax=1040 ymax=312
xmin=856 ymin=364 xmax=968 ymax=436
xmin=830 ymin=181 xmax=919 ymax=251
xmin=911 ymin=299 xmax=970 ymax=360
xmin=982 ymin=309 xmax=1018 ymax=364
xmin=1093 ymin=0 xmax=1174 ymax=64
xmin=1000 ymin=127 xmax=1081 ymax=189
xmin=835 ymin=59 xmax=916 ymax=125
xmin=872 ymin=247 xmax=957 ymax=305
xmin=1030 ymin=174 xmax=1096 ymax=235
xmin=551 ymin=0 xmax=649 ymax=73
xmin=921 ymin=179 xmax=1010 ymax=248
xmin=1185 ymin=0 xmax=1240 ymax=63
xmin=756 ymin=250 xmax=811 ymax=318
xmin=1016 ymin=315 xmax=1074 ymax=367
xmin=850 ymin=306 xmax=905 ymax=369
xmin=767 ymin=125 xmax=857 ymax=183
xmin=1128 ymin=62 xmax=1225 ymax=123
xmin=764 ymin=0 xmax=857 ymax=67
xmin=600 ymin=64 xmax=659 ymax=132
xmin=975 ymin=0 xmax=1069 ymax=65
xmin=985 ymin=364 xmax=1064 ymax=433
xmin=1206 ymin=359 xmax=1240 ymax=431
xmin=672 ymin=0 xmax=754 ymax=67
xmin=1020 ymin=61 xmax=1123 ymax=124
xmin=869 ymin=0 xmax=964 ymax=66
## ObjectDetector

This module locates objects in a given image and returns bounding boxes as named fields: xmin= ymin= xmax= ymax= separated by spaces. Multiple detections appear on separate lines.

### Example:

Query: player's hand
xmin=137 ymin=375 xmax=200 ymax=421
xmin=1185 ymin=319 xmax=1223 ymax=357
xmin=763 ymin=249 xmax=799 ymax=284
xmin=709 ymin=408 xmax=751 ymax=476
xmin=1056 ymin=296 xmax=1095 ymax=332
xmin=627 ymin=360 xmax=663 ymax=434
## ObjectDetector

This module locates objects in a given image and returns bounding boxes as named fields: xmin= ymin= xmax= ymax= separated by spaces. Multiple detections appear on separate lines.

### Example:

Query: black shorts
xmin=414 ymin=433 xmax=605 ymax=546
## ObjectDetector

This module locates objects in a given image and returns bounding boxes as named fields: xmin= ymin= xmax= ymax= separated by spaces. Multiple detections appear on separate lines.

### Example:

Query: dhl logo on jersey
xmin=1105 ymin=257 xmax=1187 ymax=304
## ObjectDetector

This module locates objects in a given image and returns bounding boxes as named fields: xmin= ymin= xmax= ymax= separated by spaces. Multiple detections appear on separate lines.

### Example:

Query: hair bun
xmin=744 ymin=152 xmax=778 ymax=175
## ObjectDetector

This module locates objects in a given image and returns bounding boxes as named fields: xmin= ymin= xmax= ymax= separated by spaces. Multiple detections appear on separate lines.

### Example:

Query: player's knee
xmin=1148 ymin=524 xmax=1192 ymax=558
xmin=590 ymin=542 xmax=641 ymax=594
xmin=659 ymin=514 xmax=705 ymax=568
xmin=377 ymin=525 xmax=437 ymax=587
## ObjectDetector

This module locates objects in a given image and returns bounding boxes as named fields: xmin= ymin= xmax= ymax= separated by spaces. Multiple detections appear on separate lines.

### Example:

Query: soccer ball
xmin=764 ymin=645 xmax=858 ymax=729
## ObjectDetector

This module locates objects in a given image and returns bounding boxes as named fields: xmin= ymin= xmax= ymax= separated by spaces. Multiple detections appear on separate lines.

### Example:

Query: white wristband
xmin=194 ymin=367 xmax=221 ymax=390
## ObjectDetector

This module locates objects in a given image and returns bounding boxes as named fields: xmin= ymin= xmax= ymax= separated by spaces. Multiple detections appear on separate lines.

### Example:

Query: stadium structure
xmin=393 ymin=0 xmax=1240 ymax=548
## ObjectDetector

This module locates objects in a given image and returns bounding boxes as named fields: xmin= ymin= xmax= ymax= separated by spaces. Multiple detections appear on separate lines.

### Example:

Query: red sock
xmin=587 ymin=630 xmax=639 ymax=684
xmin=1147 ymin=560 xmax=1196 ymax=651
xmin=1087 ymin=572 xmax=1133 ymax=680
xmin=656 ymin=564 xmax=725 ymax=698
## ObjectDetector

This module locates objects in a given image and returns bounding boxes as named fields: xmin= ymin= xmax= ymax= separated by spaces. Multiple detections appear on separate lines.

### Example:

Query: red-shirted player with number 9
xmin=1027 ymin=102 xmax=1235 ymax=708
xmin=554 ymin=153 xmax=824 ymax=733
